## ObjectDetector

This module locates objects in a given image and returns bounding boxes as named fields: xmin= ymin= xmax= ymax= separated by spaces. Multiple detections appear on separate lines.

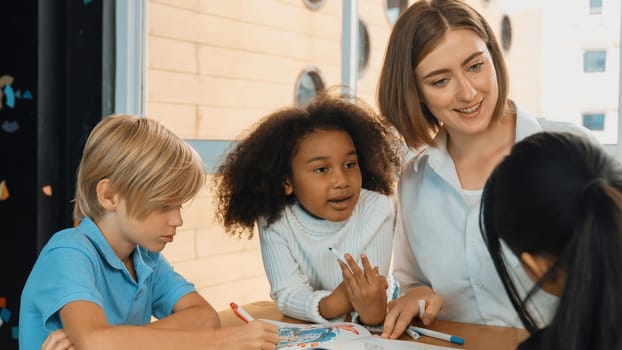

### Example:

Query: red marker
xmin=230 ymin=302 xmax=255 ymax=323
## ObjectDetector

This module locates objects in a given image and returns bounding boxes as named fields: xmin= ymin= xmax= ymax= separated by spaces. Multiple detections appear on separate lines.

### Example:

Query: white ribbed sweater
xmin=258 ymin=189 xmax=397 ymax=323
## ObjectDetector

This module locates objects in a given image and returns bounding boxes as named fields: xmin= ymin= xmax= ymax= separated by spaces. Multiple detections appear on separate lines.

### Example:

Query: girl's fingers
xmin=360 ymin=254 xmax=375 ymax=276
xmin=337 ymin=259 xmax=352 ymax=278
xmin=344 ymin=254 xmax=362 ymax=273
xmin=338 ymin=259 xmax=357 ymax=291
xmin=377 ymin=272 xmax=389 ymax=289
xmin=339 ymin=253 xmax=385 ymax=287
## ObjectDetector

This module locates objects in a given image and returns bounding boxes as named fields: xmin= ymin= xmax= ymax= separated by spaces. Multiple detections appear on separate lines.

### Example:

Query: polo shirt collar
xmin=76 ymin=217 xmax=155 ymax=282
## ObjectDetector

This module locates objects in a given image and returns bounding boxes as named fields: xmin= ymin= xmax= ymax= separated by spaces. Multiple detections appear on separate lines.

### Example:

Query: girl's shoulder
xmin=359 ymin=187 xmax=391 ymax=201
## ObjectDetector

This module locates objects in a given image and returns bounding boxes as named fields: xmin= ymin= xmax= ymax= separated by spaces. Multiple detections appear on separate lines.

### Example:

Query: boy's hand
xmin=220 ymin=320 xmax=279 ymax=350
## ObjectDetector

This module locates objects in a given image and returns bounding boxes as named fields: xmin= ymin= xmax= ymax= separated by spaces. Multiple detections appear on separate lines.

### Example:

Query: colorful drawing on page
xmin=265 ymin=320 xmax=455 ymax=350
xmin=268 ymin=321 xmax=365 ymax=349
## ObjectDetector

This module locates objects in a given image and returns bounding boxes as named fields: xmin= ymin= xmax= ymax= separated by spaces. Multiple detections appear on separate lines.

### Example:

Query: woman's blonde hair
xmin=73 ymin=114 xmax=206 ymax=222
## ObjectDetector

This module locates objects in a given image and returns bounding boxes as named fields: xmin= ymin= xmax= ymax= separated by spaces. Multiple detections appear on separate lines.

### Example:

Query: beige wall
xmin=145 ymin=0 xmax=534 ymax=312
xmin=146 ymin=0 xmax=398 ymax=312
xmin=477 ymin=0 xmax=543 ymax=113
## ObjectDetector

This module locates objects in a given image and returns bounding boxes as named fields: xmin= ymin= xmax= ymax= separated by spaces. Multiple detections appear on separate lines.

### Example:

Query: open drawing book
xmin=264 ymin=319 xmax=455 ymax=350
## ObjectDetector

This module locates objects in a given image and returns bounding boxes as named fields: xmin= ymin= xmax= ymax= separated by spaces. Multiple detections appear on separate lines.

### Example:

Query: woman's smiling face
xmin=415 ymin=28 xmax=499 ymax=138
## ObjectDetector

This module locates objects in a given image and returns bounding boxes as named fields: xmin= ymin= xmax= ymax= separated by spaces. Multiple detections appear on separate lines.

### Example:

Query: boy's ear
xmin=96 ymin=178 xmax=119 ymax=210
xmin=283 ymin=178 xmax=293 ymax=196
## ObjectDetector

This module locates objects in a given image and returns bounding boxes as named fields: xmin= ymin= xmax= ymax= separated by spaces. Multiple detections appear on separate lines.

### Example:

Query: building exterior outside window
xmin=584 ymin=50 xmax=607 ymax=72
xmin=583 ymin=112 xmax=606 ymax=130
xmin=384 ymin=0 xmax=409 ymax=25
xmin=590 ymin=0 xmax=603 ymax=14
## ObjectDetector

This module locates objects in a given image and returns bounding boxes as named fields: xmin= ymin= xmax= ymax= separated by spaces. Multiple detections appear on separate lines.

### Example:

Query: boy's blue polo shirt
xmin=19 ymin=217 xmax=196 ymax=349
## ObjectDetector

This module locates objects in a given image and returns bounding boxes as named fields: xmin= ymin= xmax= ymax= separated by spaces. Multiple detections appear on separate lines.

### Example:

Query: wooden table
xmin=218 ymin=301 xmax=529 ymax=350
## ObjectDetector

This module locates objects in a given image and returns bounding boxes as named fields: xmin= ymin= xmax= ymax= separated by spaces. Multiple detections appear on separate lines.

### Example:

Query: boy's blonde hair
xmin=73 ymin=114 xmax=206 ymax=222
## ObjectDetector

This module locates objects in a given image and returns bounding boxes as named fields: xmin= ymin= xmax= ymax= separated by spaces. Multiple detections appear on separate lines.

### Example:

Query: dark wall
xmin=0 ymin=0 xmax=105 ymax=347
xmin=0 ymin=1 xmax=40 ymax=346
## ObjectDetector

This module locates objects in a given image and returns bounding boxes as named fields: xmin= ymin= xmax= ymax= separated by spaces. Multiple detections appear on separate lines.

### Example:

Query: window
xmin=358 ymin=19 xmax=370 ymax=77
xmin=294 ymin=67 xmax=325 ymax=107
xmin=582 ymin=113 xmax=605 ymax=131
xmin=501 ymin=15 xmax=512 ymax=52
xmin=583 ymin=50 xmax=606 ymax=72
xmin=302 ymin=0 xmax=326 ymax=11
xmin=384 ymin=0 xmax=409 ymax=25
xmin=590 ymin=0 xmax=602 ymax=14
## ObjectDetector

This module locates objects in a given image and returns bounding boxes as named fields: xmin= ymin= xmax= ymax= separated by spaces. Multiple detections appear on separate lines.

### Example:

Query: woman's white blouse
xmin=392 ymin=105 xmax=597 ymax=327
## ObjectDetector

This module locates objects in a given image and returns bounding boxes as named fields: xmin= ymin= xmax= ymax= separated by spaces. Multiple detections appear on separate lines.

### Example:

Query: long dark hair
xmin=481 ymin=132 xmax=622 ymax=349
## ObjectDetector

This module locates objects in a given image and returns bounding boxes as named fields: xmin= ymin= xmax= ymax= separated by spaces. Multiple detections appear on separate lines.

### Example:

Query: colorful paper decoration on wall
xmin=0 ymin=296 xmax=11 ymax=326
xmin=0 ymin=74 xmax=35 ymax=134
xmin=0 ymin=297 xmax=18 ymax=340
xmin=42 ymin=185 xmax=53 ymax=197
xmin=0 ymin=76 xmax=15 ymax=111
xmin=0 ymin=180 xmax=9 ymax=201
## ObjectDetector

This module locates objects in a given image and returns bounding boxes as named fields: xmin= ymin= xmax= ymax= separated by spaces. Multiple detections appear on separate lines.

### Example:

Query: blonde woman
xmin=377 ymin=0 xmax=596 ymax=339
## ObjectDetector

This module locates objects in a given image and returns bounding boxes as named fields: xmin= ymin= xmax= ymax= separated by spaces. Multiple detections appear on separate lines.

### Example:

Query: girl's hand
xmin=41 ymin=329 xmax=74 ymax=350
xmin=339 ymin=254 xmax=388 ymax=326
xmin=381 ymin=287 xmax=443 ymax=339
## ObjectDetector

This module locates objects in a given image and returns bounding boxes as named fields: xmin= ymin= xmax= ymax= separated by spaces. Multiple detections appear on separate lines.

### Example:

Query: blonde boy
xmin=20 ymin=115 xmax=278 ymax=350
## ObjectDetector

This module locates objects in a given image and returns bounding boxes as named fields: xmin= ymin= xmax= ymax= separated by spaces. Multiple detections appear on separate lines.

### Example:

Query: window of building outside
xmin=590 ymin=0 xmax=603 ymax=14
xmin=584 ymin=50 xmax=607 ymax=72
xmin=295 ymin=67 xmax=325 ymax=107
xmin=582 ymin=113 xmax=605 ymax=130
xmin=501 ymin=15 xmax=512 ymax=52
xmin=358 ymin=19 xmax=370 ymax=77
xmin=302 ymin=0 xmax=326 ymax=11
xmin=384 ymin=0 xmax=409 ymax=25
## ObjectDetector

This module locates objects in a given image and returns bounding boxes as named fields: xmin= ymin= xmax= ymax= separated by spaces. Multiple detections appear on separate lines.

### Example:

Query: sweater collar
xmin=288 ymin=202 xmax=348 ymax=237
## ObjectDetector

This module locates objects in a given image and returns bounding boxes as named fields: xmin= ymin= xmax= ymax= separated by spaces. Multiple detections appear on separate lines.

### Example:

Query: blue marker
xmin=408 ymin=325 xmax=464 ymax=345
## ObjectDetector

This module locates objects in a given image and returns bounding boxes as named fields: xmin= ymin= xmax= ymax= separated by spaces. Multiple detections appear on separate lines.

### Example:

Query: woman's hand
xmin=339 ymin=254 xmax=389 ymax=326
xmin=41 ymin=329 xmax=74 ymax=350
xmin=381 ymin=286 xmax=443 ymax=339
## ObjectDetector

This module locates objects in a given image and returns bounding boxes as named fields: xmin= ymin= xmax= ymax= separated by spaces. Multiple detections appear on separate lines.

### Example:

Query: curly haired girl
xmin=213 ymin=91 xmax=402 ymax=326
